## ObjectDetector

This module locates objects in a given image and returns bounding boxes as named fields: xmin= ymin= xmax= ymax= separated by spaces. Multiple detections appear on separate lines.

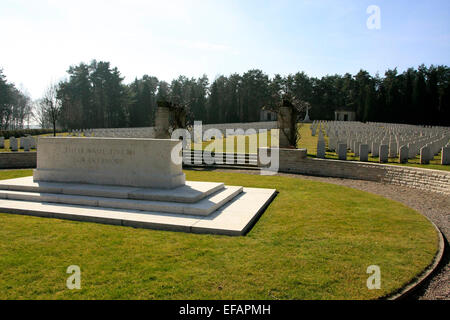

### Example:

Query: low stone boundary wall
xmin=85 ymin=122 xmax=278 ymax=139
xmin=259 ymin=148 xmax=450 ymax=195
xmin=0 ymin=152 xmax=37 ymax=169
xmin=201 ymin=121 xmax=277 ymax=134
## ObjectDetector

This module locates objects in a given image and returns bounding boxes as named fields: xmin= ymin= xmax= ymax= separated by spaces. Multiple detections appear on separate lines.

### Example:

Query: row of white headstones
xmin=311 ymin=121 xmax=450 ymax=165
xmin=0 ymin=136 xmax=37 ymax=151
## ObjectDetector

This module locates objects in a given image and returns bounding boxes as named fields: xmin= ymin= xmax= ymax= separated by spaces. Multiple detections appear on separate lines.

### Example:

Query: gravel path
xmin=205 ymin=168 xmax=450 ymax=300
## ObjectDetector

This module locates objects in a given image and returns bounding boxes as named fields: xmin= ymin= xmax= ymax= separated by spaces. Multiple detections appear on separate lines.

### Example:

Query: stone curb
xmin=384 ymin=219 xmax=445 ymax=300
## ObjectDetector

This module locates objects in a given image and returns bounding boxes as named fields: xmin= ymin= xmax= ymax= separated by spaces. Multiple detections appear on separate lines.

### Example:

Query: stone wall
xmin=259 ymin=148 xmax=450 ymax=195
xmin=88 ymin=121 xmax=277 ymax=139
xmin=0 ymin=152 xmax=37 ymax=169
xmin=200 ymin=121 xmax=277 ymax=137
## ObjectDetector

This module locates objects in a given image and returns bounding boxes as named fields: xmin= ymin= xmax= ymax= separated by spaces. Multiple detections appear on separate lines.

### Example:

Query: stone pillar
xmin=441 ymin=147 xmax=449 ymax=165
xmin=277 ymin=106 xmax=292 ymax=148
xmin=337 ymin=143 xmax=347 ymax=160
xmin=379 ymin=145 xmax=388 ymax=163
xmin=154 ymin=103 xmax=171 ymax=139
xmin=0 ymin=137 xmax=4 ymax=149
xmin=359 ymin=144 xmax=369 ymax=162
xmin=420 ymin=146 xmax=431 ymax=164
xmin=399 ymin=145 xmax=408 ymax=164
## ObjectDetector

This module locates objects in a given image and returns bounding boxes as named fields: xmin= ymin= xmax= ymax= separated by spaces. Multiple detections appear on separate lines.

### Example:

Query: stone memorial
xmin=317 ymin=140 xmax=326 ymax=159
xmin=354 ymin=141 xmax=361 ymax=156
xmin=34 ymin=137 xmax=186 ymax=189
xmin=337 ymin=143 xmax=347 ymax=160
xmin=389 ymin=141 xmax=398 ymax=158
xmin=420 ymin=146 xmax=431 ymax=164
xmin=442 ymin=146 xmax=450 ymax=165
xmin=30 ymin=137 xmax=36 ymax=149
xmin=371 ymin=142 xmax=379 ymax=157
xmin=0 ymin=137 xmax=277 ymax=236
xmin=10 ymin=137 xmax=18 ymax=151
xmin=399 ymin=145 xmax=408 ymax=164
xmin=359 ymin=144 xmax=369 ymax=162
xmin=22 ymin=137 xmax=30 ymax=151
xmin=379 ymin=145 xmax=388 ymax=163
xmin=278 ymin=106 xmax=293 ymax=148
xmin=154 ymin=104 xmax=171 ymax=139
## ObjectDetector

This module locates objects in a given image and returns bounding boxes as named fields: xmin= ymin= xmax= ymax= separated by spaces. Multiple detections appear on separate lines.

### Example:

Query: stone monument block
xmin=34 ymin=137 xmax=185 ymax=189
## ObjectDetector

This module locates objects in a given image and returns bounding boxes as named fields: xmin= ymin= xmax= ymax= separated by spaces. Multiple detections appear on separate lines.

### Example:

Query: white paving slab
xmin=191 ymin=188 xmax=277 ymax=235
xmin=0 ymin=188 xmax=277 ymax=236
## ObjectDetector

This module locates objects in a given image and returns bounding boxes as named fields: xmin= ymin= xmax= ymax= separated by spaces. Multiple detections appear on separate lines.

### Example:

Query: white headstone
xmin=379 ymin=145 xmax=388 ymax=163
xmin=10 ymin=137 xmax=18 ymax=151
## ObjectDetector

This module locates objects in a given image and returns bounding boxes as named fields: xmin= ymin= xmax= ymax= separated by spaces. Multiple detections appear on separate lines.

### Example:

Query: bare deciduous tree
xmin=37 ymin=83 xmax=62 ymax=136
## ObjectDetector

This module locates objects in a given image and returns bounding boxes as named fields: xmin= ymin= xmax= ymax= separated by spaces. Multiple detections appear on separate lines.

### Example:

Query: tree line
xmin=0 ymin=69 xmax=33 ymax=130
xmin=25 ymin=60 xmax=450 ymax=130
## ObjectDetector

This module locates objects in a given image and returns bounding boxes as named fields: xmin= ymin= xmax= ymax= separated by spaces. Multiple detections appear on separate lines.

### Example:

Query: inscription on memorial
xmin=62 ymin=146 xmax=136 ymax=166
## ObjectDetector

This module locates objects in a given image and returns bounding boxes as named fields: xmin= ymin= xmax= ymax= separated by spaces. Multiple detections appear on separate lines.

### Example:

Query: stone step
xmin=0 ymin=177 xmax=224 ymax=203
xmin=0 ymin=187 xmax=277 ymax=236
xmin=0 ymin=186 xmax=243 ymax=216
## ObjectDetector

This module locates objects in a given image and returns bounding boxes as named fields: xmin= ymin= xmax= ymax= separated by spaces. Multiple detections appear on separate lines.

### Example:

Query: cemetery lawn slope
xmin=0 ymin=169 xmax=438 ymax=300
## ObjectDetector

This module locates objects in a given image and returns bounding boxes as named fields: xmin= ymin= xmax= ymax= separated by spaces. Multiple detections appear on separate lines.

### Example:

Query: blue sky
xmin=0 ymin=0 xmax=449 ymax=99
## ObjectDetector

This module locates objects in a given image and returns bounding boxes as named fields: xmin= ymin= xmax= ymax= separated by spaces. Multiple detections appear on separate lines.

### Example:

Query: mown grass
xmin=0 ymin=169 xmax=438 ymax=300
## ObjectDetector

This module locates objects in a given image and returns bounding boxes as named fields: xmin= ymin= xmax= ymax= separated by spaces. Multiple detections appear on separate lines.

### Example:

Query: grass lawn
xmin=0 ymin=169 xmax=438 ymax=300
